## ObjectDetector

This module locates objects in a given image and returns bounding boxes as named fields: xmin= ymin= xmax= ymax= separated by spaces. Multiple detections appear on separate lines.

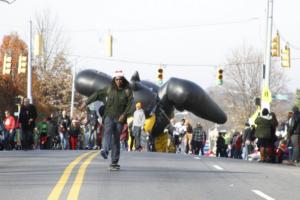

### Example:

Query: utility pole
xmin=261 ymin=0 xmax=274 ymax=111
xmin=27 ymin=20 xmax=33 ymax=103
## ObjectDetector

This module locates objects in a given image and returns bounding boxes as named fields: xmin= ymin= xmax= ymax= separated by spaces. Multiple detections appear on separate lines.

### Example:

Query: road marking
xmin=67 ymin=151 xmax=99 ymax=200
xmin=252 ymin=190 xmax=275 ymax=200
xmin=47 ymin=151 xmax=94 ymax=200
xmin=194 ymin=157 xmax=201 ymax=160
xmin=212 ymin=165 xmax=224 ymax=170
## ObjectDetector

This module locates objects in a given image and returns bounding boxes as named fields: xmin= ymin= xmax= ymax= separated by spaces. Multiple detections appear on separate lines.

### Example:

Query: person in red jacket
xmin=3 ymin=110 xmax=16 ymax=150
xmin=69 ymin=119 xmax=81 ymax=150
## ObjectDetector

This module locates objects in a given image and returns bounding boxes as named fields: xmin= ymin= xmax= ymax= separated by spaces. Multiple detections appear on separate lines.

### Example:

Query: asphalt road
xmin=0 ymin=150 xmax=299 ymax=200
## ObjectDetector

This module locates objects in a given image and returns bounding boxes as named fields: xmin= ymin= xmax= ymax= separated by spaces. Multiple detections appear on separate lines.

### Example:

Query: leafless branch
xmin=210 ymin=44 xmax=289 ymax=131
xmin=0 ymin=0 xmax=16 ymax=4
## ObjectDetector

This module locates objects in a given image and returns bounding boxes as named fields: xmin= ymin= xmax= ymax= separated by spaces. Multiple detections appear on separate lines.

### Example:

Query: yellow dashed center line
xmin=67 ymin=151 xmax=99 ymax=200
xmin=47 ymin=151 xmax=95 ymax=200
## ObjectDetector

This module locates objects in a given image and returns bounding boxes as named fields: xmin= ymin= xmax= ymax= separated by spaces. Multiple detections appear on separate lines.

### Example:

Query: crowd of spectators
xmin=1 ymin=96 xmax=299 ymax=167
xmin=0 ymin=98 xmax=105 ymax=151
xmin=206 ymin=106 xmax=300 ymax=165
xmin=164 ymin=106 xmax=300 ymax=166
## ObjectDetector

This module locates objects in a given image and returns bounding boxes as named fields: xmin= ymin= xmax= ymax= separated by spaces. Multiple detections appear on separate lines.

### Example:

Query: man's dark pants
xmin=103 ymin=117 xmax=123 ymax=164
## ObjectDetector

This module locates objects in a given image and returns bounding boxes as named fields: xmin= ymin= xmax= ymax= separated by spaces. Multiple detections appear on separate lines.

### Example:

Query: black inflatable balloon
xmin=75 ymin=69 xmax=227 ymax=138
xmin=130 ymin=71 xmax=159 ymax=93
xmin=130 ymin=81 xmax=157 ymax=116
xmin=75 ymin=69 xmax=112 ymax=96
xmin=149 ymin=78 xmax=227 ymax=137
xmin=160 ymin=77 xmax=227 ymax=124
xmin=140 ymin=80 xmax=159 ymax=93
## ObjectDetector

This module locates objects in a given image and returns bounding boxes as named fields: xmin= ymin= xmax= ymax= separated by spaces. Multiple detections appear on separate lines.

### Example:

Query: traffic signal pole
xmin=262 ymin=0 xmax=274 ymax=111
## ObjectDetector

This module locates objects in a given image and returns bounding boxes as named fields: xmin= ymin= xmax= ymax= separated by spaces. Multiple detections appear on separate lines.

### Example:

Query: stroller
xmin=51 ymin=135 xmax=62 ymax=150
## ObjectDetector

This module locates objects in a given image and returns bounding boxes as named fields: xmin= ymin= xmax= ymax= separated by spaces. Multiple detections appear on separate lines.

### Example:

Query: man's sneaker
xmin=109 ymin=163 xmax=120 ymax=171
xmin=100 ymin=149 xmax=108 ymax=159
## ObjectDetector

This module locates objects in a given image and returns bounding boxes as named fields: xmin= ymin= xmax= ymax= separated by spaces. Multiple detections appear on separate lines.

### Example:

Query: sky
xmin=0 ymin=0 xmax=300 ymax=92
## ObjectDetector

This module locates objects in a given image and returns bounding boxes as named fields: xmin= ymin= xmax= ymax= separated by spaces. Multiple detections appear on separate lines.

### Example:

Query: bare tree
xmin=34 ymin=9 xmax=69 ymax=73
xmin=210 ymin=44 xmax=289 ymax=130
xmin=32 ymin=10 xmax=72 ymax=112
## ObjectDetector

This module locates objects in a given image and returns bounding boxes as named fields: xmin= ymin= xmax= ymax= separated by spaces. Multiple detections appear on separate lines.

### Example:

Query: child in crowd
xmin=132 ymin=102 xmax=145 ymax=151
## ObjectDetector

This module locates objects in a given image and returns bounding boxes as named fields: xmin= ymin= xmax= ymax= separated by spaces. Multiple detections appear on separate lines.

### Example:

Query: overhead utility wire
xmin=273 ymin=23 xmax=300 ymax=51
xmin=113 ymin=17 xmax=261 ymax=32
xmin=61 ymin=17 xmax=261 ymax=33
xmin=65 ymin=53 xmax=214 ymax=66
xmin=65 ymin=53 xmax=264 ymax=68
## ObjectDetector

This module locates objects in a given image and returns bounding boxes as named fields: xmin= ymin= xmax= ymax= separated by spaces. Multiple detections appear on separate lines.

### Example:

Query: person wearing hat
xmin=81 ymin=69 xmax=133 ymax=170
xmin=254 ymin=108 xmax=272 ymax=162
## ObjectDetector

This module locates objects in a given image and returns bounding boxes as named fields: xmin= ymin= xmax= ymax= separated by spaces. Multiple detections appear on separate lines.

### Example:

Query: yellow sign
xmin=249 ymin=107 xmax=261 ymax=126
xmin=262 ymin=86 xmax=272 ymax=103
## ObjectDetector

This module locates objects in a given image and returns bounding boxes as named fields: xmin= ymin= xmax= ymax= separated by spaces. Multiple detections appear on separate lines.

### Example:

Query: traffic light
xmin=34 ymin=33 xmax=43 ymax=56
xmin=2 ymin=54 xmax=12 ymax=75
xmin=106 ymin=34 xmax=113 ymax=57
xmin=271 ymin=31 xmax=280 ymax=57
xmin=157 ymin=68 xmax=163 ymax=85
xmin=281 ymin=44 xmax=290 ymax=68
xmin=18 ymin=54 xmax=27 ymax=74
xmin=216 ymin=67 xmax=223 ymax=85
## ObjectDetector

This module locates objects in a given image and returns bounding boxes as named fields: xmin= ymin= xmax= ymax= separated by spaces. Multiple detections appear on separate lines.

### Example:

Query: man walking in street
xmin=81 ymin=69 xmax=133 ymax=170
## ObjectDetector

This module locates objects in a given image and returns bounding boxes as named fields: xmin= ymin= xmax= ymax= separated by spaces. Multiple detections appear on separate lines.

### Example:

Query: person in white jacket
xmin=132 ymin=102 xmax=146 ymax=151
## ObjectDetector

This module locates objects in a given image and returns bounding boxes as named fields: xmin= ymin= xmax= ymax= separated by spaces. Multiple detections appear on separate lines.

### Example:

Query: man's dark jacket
xmin=19 ymin=104 xmax=37 ymax=130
